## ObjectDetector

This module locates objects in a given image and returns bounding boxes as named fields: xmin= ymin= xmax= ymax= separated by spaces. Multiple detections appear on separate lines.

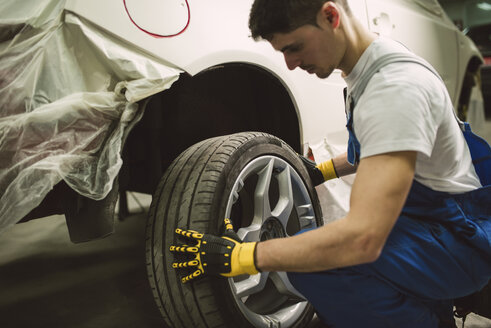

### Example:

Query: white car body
xmin=65 ymin=0 xmax=481 ymax=143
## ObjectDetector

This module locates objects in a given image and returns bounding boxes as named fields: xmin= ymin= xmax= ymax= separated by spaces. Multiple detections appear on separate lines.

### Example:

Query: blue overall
xmin=288 ymin=55 xmax=491 ymax=327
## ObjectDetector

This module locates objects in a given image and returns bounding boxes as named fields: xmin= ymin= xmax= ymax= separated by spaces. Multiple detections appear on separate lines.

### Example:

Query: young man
xmin=171 ymin=1 xmax=491 ymax=326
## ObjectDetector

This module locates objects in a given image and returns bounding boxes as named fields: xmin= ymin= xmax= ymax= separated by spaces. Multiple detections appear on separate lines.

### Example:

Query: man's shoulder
xmin=352 ymin=38 xmax=434 ymax=93
xmin=367 ymin=37 xmax=412 ymax=58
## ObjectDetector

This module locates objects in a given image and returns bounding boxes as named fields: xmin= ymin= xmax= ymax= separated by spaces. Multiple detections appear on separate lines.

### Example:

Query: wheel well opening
xmin=457 ymin=56 xmax=483 ymax=120
xmin=122 ymin=64 xmax=301 ymax=194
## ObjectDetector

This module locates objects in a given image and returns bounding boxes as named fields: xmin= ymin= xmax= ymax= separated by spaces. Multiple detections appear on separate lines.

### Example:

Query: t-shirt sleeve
xmin=353 ymin=65 xmax=440 ymax=159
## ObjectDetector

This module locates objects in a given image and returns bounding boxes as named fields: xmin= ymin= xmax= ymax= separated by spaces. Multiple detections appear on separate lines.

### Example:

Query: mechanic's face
xmin=270 ymin=6 xmax=344 ymax=79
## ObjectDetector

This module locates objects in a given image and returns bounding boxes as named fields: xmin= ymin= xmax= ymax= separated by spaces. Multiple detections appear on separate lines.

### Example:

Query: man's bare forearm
xmin=255 ymin=216 xmax=375 ymax=272
xmin=255 ymin=151 xmax=416 ymax=273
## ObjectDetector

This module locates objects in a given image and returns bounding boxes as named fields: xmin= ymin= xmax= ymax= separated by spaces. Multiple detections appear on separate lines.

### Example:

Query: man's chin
xmin=315 ymin=68 xmax=335 ymax=79
xmin=315 ymin=71 xmax=330 ymax=79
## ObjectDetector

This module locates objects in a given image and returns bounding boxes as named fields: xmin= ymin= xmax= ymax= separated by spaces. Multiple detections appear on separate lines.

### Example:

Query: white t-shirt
xmin=343 ymin=37 xmax=481 ymax=193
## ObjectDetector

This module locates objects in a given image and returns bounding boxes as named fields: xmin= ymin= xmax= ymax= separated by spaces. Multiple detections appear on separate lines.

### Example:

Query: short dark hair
xmin=249 ymin=0 xmax=352 ymax=40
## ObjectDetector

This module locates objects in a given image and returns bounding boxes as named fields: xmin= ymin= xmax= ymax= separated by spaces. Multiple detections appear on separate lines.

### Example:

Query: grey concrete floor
xmin=0 ymin=205 xmax=165 ymax=328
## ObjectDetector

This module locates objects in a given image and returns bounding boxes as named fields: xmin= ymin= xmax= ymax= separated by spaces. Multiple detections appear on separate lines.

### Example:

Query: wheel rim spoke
xmin=269 ymin=271 xmax=306 ymax=299
xmin=297 ymin=204 xmax=316 ymax=229
xmin=232 ymin=272 xmax=270 ymax=299
xmin=261 ymin=302 xmax=309 ymax=327
xmin=237 ymin=223 xmax=261 ymax=243
xmin=271 ymin=165 xmax=294 ymax=229
xmin=253 ymin=158 xmax=274 ymax=223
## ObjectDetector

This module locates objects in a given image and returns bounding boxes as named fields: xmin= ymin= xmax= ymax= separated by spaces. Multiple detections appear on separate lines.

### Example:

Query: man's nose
xmin=284 ymin=53 xmax=300 ymax=70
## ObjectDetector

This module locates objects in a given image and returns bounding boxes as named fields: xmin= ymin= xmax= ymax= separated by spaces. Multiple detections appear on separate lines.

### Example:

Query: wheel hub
xmin=260 ymin=217 xmax=286 ymax=241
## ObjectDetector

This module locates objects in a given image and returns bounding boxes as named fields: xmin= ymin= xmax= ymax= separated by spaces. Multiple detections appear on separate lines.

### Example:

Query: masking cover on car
xmin=413 ymin=0 xmax=444 ymax=16
xmin=0 ymin=0 xmax=182 ymax=234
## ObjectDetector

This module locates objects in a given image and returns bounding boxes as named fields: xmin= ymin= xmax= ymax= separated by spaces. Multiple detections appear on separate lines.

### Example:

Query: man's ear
xmin=322 ymin=2 xmax=340 ymax=28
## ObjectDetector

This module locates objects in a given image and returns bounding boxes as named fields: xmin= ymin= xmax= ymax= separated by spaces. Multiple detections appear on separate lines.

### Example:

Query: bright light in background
xmin=477 ymin=1 xmax=491 ymax=11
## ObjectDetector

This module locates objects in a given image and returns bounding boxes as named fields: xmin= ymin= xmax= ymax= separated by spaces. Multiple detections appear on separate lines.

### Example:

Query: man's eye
xmin=286 ymin=46 xmax=301 ymax=53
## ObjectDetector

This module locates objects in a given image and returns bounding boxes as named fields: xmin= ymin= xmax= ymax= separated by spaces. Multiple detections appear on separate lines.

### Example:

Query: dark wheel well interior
xmin=121 ymin=63 xmax=301 ymax=194
xmin=457 ymin=56 xmax=483 ymax=120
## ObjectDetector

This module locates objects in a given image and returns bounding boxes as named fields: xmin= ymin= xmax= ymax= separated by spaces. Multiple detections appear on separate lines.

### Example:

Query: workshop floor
xmin=0 ymin=194 xmax=165 ymax=328
xmin=1 ymin=192 xmax=491 ymax=328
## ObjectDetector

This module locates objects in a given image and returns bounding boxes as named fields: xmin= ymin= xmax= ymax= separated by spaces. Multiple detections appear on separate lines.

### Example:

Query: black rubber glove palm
xmin=299 ymin=155 xmax=326 ymax=186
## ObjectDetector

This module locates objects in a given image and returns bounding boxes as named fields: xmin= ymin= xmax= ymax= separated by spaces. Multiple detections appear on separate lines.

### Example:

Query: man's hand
xmin=170 ymin=219 xmax=258 ymax=283
xmin=299 ymin=155 xmax=338 ymax=186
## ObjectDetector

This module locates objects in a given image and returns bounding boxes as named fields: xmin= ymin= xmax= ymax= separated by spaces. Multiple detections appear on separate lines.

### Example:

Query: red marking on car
xmin=307 ymin=147 xmax=315 ymax=161
xmin=123 ymin=0 xmax=190 ymax=38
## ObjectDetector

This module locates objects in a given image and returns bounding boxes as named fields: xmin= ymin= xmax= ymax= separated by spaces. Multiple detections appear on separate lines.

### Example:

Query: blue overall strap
xmin=462 ymin=122 xmax=491 ymax=186
xmin=344 ymin=87 xmax=360 ymax=165
xmin=347 ymin=52 xmax=491 ymax=186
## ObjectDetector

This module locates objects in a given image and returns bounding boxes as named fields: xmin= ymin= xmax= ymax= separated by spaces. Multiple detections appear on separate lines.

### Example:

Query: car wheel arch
xmin=122 ymin=62 xmax=303 ymax=195
xmin=457 ymin=56 xmax=484 ymax=120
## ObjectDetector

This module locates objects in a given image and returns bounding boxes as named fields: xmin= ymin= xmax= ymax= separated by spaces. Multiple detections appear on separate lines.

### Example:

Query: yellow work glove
xmin=170 ymin=219 xmax=258 ymax=283
xmin=299 ymin=155 xmax=338 ymax=186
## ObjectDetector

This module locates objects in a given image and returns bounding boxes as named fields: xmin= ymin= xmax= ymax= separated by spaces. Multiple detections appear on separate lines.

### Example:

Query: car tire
xmin=146 ymin=132 xmax=323 ymax=328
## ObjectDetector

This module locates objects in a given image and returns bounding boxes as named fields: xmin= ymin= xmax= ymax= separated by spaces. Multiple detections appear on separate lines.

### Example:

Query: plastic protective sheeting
xmin=309 ymin=130 xmax=355 ymax=224
xmin=0 ymin=0 xmax=182 ymax=234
